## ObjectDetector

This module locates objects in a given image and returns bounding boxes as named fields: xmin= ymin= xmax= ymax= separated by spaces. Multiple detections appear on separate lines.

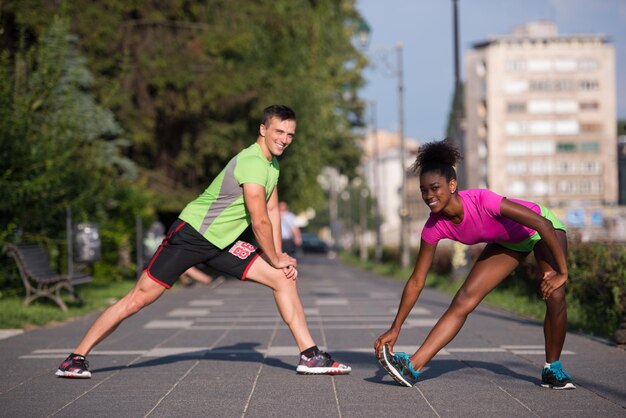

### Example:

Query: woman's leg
xmin=411 ymin=244 xmax=526 ymax=370
xmin=533 ymin=230 xmax=568 ymax=363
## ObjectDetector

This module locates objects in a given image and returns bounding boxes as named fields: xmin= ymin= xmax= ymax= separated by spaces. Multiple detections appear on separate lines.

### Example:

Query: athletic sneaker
xmin=541 ymin=360 xmax=575 ymax=389
xmin=296 ymin=350 xmax=351 ymax=375
xmin=379 ymin=344 xmax=420 ymax=387
xmin=55 ymin=353 xmax=91 ymax=378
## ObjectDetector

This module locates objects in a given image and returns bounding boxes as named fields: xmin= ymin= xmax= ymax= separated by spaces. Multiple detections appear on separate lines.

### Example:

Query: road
xmin=1 ymin=254 xmax=625 ymax=417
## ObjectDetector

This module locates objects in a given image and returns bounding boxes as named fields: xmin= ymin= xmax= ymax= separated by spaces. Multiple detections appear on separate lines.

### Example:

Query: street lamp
xmin=369 ymin=101 xmax=383 ymax=262
xmin=355 ymin=19 xmax=410 ymax=268
xmin=396 ymin=42 xmax=410 ymax=269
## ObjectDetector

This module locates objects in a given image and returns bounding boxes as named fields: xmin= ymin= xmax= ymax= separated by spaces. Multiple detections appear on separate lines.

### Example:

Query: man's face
xmin=260 ymin=117 xmax=296 ymax=158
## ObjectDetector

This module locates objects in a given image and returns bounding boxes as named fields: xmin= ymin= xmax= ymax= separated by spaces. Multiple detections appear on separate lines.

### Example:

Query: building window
xmin=580 ymin=160 xmax=601 ymax=173
xmin=476 ymin=61 xmax=486 ymax=77
xmin=579 ymin=80 xmax=599 ymax=90
xmin=555 ymin=120 xmax=579 ymax=135
xmin=530 ymin=120 xmax=553 ymax=135
xmin=581 ymin=142 xmax=600 ymax=152
xmin=530 ymin=141 xmax=555 ymax=155
xmin=507 ymin=181 xmax=527 ymax=196
xmin=505 ymin=141 xmax=529 ymax=155
xmin=504 ymin=80 xmax=528 ymax=94
xmin=580 ymin=101 xmax=599 ymax=110
xmin=505 ymin=60 xmax=526 ymax=71
xmin=527 ymin=59 xmax=552 ymax=72
xmin=579 ymin=181 xmax=601 ymax=193
xmin=557 ymin=142 xmax=576 ymax=152
xmin=527 ymin=100 xmax=552 ymax=114
xmin=554 ymin=59 xmax=577 ymax=72
xmin=581 ymin=122 xmax=602 ymax=133
xmin=477 ymin=101 xmax=487 ymax=117
xmin=507 ymin=161 xmax=527 ymax=174
xmin=578 ymin=59 xmax=599 ymax=71
xmin=478 ymin=141 xmax=488 ymax=158
xmin=555 ymin=161 xmax=576 ymax=174
xmin=557 ymin=180 xmax=576 ymax=193
xmin=532 ymin=181 xmax=550 ymax=196
xmin=530 ymin=160 xmax=550 ymax=174
xmin=507 ymin=102 xmax=525 ymax=113
xmin=555 ymin=100 xmax=578 ymax=113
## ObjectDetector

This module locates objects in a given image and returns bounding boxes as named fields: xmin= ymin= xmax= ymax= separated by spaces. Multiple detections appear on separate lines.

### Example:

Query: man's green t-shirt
xmin=179 ymin=143 xmax=280 ymax=249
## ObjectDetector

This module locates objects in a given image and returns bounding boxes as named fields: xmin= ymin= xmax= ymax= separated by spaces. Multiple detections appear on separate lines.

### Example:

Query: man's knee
xmin=122 ymin=275 xmax=165 ymax=315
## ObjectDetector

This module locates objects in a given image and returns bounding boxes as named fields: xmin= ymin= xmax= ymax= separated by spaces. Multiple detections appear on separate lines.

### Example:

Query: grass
xmin=0 ymin=280 xmax=136 ymax=329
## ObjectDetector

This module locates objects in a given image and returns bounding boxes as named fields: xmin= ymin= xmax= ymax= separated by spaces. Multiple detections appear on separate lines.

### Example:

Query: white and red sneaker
xmin=55 ymin=353 xmax=91 ymax=378
xmin=296 ymin=350 xmax=351 ymax=375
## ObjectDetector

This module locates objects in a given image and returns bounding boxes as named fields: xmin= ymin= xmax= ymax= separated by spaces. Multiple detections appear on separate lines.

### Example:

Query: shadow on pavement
xmin=365 ymin=357 xmax=538 ymax=386
xmin=93 ymin=342 xmax=294 ymax=375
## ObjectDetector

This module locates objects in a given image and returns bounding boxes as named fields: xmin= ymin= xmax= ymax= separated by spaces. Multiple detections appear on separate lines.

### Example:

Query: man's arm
xmin=267 ymin=188 xmax=283 ymax=253
xmin=243 ymin=183 xmax=293 ymax=269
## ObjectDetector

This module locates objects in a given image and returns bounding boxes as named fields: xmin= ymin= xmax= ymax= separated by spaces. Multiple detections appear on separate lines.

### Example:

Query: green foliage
xmin=1 ymin=0 xmax=368 ymax=215
xmin=484 ymin=240 xmax=626 ymax=338
xmin=0 ymin=280 xmax=136 ymax=329
xmin=0 ymin=17 xmax=155 ymax=289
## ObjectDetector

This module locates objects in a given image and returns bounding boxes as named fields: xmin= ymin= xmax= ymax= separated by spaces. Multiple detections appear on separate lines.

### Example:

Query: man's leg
xmin=56 ymin=272 xmax=166 ymax=378
xmin=74 ymin=272 xmax=166 ymax=356
xmin=245 ymin=258 xmax=314 ymax=351
xmin=243 ymin=256 xmax=350 ymax=374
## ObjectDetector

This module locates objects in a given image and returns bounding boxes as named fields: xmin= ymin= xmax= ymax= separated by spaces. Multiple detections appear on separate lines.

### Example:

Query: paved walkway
xmin=1 ymin=255 xmax=625 ymax=417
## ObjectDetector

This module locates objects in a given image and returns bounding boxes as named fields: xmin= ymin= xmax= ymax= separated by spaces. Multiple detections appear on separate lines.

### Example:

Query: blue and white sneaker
xmin=541 ymin=360 xmax=575 ymax=389
xmin=379 ymin=344 xmax=420 ymax=387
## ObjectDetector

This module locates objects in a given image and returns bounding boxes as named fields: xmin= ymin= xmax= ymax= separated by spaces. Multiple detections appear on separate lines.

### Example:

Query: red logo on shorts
xmin=229 ymin=241 xmax=257 ymax=259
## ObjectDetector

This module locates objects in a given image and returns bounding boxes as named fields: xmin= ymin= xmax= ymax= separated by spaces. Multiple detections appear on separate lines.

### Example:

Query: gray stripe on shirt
xmin=199 ymin=159 xmax=243 ymax=234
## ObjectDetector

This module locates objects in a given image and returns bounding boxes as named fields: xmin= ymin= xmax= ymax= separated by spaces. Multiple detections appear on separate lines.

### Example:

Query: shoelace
xmin=551 ymin=367 xmax=571 ymax=380
xmin=74 ymin=358 xmax=89 ymax=370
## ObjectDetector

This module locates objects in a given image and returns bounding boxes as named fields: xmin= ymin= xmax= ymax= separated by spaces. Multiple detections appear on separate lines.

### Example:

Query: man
xmin=279 ymin=201 xmax=302 ymax=256
xmin=56 ymin=105 xmax=351 ymax=378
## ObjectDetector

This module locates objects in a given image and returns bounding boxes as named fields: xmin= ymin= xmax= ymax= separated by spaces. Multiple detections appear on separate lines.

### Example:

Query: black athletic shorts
xmin=144 ymin=219 xmax=262 ymax=288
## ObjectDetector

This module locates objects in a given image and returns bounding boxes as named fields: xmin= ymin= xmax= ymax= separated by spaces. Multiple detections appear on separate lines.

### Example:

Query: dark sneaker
xmin=55 ymin=353 xmax=91 ymax=378
xmin=296 ymin=350 xmax=351 ymax=375
xmin=379 ymin=344 xmax=420 ymax=387
xmin=541 ymin=360 xmax=575 ymax=389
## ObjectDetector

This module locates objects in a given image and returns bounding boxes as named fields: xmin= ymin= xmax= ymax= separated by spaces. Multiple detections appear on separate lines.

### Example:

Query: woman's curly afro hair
xmin=410 ymin=138 xmax=463 ymax=181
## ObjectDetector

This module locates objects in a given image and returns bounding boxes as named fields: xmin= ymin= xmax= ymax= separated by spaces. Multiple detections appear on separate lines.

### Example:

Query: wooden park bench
xmin=4 ymin=244 xmax=93 ymax=311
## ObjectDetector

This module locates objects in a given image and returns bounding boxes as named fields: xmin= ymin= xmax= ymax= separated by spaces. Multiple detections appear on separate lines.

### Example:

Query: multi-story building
xmin=464 ymin=21 xmax=617 ymax=208
xmin=362 ymin=129 xmax=420 ymax=245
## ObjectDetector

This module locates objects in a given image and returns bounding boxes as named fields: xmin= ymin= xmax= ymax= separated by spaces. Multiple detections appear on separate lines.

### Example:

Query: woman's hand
xmin=374 ymin=328 xmax=399 ymax=359
xmin=541 ymin=270 xmax=567 ymax=300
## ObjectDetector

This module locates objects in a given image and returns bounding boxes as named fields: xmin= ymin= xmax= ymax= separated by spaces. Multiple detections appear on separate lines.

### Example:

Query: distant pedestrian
xmin=56 ymin=105 xmax=350 ymax=379
xmin=375 ymin=139 xmax=574 ymax=389
xmin=279 ymin=201 xmax=302 ymax=256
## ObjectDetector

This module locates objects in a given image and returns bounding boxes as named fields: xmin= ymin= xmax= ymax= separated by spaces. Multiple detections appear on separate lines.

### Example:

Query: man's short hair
xmin=262 ymin=105 xmax=296 ymax=125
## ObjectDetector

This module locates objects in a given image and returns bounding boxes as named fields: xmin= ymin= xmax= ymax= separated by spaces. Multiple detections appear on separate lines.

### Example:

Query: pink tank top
xmin=421 ymin=189 xmax=540 ymax=245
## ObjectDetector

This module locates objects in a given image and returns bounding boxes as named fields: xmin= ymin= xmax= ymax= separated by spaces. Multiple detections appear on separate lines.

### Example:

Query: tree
xmin=1 ymin=0 xmax=368 ymax=215
xmin=0 ymin=17 xmax=148 ymax=251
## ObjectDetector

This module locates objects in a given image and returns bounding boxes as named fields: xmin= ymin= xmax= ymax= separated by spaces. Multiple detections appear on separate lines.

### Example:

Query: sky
xmin=356 ymin=0 xmax=626 ymax=142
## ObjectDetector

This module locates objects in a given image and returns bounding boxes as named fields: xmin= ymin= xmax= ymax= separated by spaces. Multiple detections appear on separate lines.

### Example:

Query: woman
xmin=375 ymin=139 xmax=574 ymax=389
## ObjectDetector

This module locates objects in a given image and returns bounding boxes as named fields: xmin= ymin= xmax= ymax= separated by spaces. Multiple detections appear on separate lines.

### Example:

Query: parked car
xmin=300 ymin=232 xmax=329 ymax=254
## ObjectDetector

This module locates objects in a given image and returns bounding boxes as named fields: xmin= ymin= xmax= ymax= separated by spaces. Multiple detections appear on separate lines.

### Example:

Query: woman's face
xmin=419 ymin=171 xmax=457 ymax=213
